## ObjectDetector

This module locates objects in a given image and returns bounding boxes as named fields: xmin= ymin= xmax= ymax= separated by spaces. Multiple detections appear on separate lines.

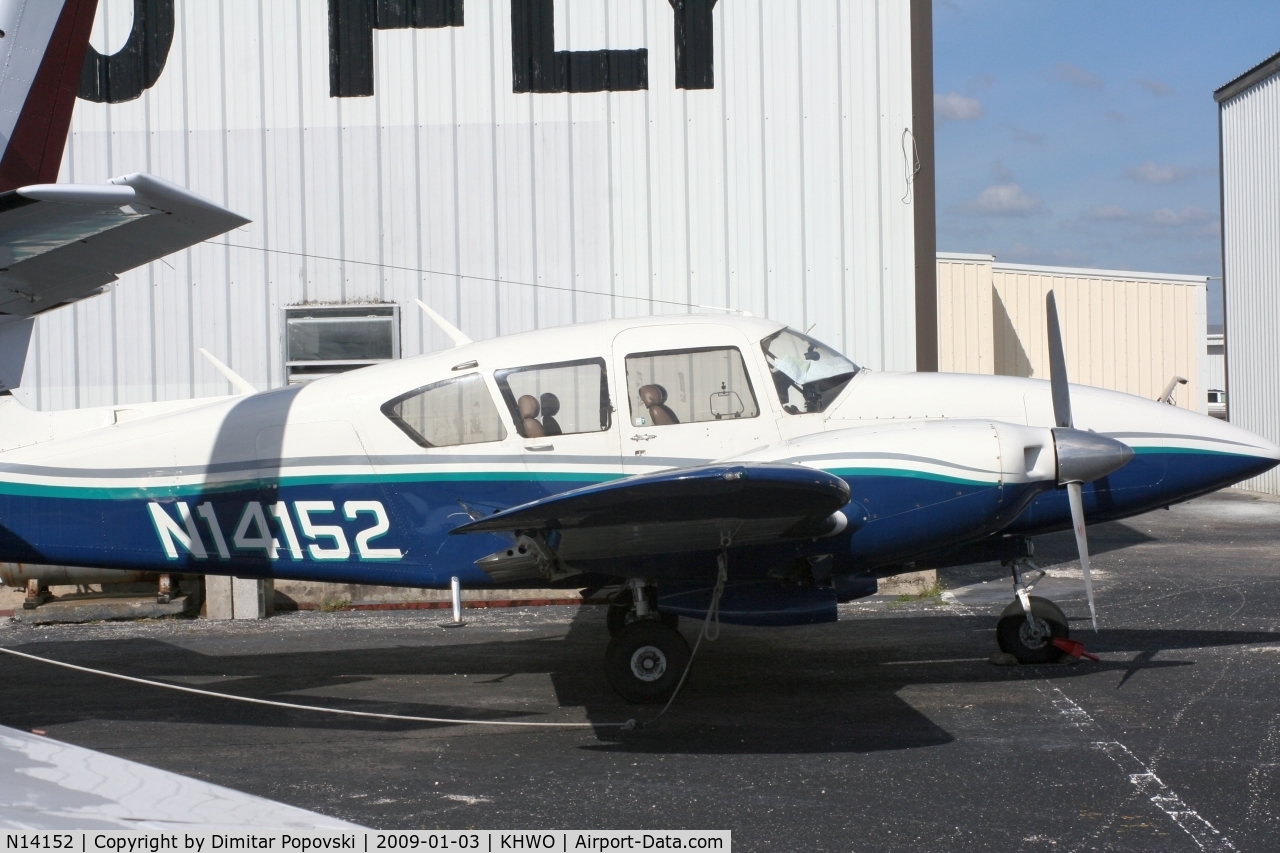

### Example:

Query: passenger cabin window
xmin=624 ymin=347 xmax=759 ymax=426
xmin=381 ymin=374 xmax=507 ymax=448
xmin=761 ymin=329 xmax=860 ymax=415
xmin=494 ymin=359 xmax=612 ymax=438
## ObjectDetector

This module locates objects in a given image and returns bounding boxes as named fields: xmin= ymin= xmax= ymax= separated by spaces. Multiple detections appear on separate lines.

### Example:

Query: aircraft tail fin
xmin=0 ymin=0 xmax=99 ymax=193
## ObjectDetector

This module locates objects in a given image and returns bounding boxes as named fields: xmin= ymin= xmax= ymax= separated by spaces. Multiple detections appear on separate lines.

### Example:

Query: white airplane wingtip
xmin=415 ymin=299 xmax=473 ymax=347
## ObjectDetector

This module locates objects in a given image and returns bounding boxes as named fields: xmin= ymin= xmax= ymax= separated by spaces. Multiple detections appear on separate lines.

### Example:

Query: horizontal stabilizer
xmin=0 ymin=172 xmax=250 ymax=316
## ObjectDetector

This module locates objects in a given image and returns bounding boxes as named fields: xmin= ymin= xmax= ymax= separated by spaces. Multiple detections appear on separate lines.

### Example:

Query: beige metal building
xmin=936 ymin=253 xmax=1209 ymax=415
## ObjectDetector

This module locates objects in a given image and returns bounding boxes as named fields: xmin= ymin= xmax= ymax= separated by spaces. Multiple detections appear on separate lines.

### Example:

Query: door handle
xmin=630 ymin=434 xmax=656 ymax=442
xmin=525 ymin=443 xmax=554 ymax=451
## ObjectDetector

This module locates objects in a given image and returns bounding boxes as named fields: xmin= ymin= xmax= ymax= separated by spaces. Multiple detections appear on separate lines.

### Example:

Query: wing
xmin=0 ymin=172 xmax=249 ymax=316
xmin=450 ymin=462 xmax=853 ymax=572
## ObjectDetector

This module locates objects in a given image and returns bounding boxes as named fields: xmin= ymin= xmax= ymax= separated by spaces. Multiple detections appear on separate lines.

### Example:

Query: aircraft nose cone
xmin=1053 ymin=428 xmax=1134 ymax=485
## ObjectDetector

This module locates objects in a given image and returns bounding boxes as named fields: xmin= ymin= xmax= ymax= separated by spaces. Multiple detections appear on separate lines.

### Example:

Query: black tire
xmin=997 ymin=595 xmax=1069 ymax=664
xmin=606 ymin=591 xmax=678 ymax=638
xmin=605 ymin=620 xmax=691 ymax=704
xmin=606 ymin=603 xmax=629 ymax=637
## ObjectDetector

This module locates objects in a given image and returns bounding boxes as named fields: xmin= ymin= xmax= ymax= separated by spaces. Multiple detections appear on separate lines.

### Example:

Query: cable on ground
xmin=0 ymin=646 xmax=636 ymax=730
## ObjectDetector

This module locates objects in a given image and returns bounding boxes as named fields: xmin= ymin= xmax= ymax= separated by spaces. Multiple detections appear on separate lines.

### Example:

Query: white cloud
xmin=1001 ymin=244 xmax=1094 ymax=267
xmin=1146 ymin=206 xmax=1212 ymax=227
xmin=958 ymin=183 xmax=1041 ymax=216
xmin=1126 ymin=161 xmax=1195 ymax=184
xmin=1089 ymin=204 xmax=1130 ymax=221
xmin=935 ymin=92 xmax=983 ymax=122
xmin=1136 ymin=77 xmax=1173 ymax=96
xmin=1052 ymin=63 xmax=1103 ymax=90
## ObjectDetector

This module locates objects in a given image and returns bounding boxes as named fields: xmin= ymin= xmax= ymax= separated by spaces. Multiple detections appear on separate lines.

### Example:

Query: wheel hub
xmin=630 ymin=645 xmax=668 ymax=682
xmin=1018 ymin=617 xmax=1051 ymax=649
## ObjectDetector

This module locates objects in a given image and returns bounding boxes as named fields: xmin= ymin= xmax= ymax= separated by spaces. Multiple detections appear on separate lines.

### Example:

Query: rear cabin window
xmin=760 ymin=329 xmax=860 ymax=414
xmin=381 ymin=374 xmax=507 ymax=448
xmin=494 ymin=358 xmax=612 ymax=438
xmin=624 ymin=347 xmax=759 ymax=426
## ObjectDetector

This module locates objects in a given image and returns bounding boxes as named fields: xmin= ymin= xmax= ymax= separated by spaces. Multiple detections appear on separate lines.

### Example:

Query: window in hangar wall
xmin=284 ymin=304 xmax=400 ymax=384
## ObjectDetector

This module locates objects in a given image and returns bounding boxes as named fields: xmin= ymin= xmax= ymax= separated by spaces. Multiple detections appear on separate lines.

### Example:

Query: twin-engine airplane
xmin=0 ymin=296 xmax=1273 ymax=702
xmin=1 ymin=0 xmax=1275 ymax=706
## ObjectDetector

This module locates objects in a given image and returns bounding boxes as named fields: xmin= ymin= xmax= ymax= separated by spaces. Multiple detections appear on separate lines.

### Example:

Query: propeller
xmin=1045 ymin=291 xmax=1133 ymax=632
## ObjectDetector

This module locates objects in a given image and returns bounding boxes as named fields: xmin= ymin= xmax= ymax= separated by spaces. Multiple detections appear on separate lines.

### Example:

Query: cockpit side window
xmin=624 ymin=347 xmax=760 ymax=426
xmin=761 ymin=329 xmax=860 ymax=414
xmin=493 ymin=358 xmax=612 ymax=438
xmin=381 ymin=373 xmax=507 ymax=448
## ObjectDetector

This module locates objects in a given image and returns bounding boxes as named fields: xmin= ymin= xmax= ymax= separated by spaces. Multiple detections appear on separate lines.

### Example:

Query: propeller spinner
xmin=1045 ymin=291 xmax=1134 ymax=631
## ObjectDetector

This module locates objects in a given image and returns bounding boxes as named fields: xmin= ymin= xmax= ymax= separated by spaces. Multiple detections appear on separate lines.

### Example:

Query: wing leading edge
xmin=0 ymin=172 xmax=250 ymax=316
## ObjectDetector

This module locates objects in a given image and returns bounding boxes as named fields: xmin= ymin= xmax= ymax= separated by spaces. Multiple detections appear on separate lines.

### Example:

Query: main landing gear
xmin=606 ymin=579 xmax=679 ymax=637
xmin=605 ymin=578 xmax=688 ymax=704
xmin=996 ymin=559 xmax=1069 ymax=664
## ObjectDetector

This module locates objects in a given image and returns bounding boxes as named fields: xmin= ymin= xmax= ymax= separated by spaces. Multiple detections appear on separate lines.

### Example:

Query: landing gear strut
xmin=605 ymin=578 xmax=678 ymax=638
xmin=996 ymin=558 xmax=1068 ymax=664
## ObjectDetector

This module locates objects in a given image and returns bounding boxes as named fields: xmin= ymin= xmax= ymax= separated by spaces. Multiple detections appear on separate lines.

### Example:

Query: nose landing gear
xmin=996 ymin=558 xmax=1069 ymax=664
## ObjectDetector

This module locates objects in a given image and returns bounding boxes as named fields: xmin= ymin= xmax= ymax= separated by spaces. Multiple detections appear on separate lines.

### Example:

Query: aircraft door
xmin=491 ymin=357 xmax=623 ymax=499
xmin=612 ymin=325 xmax=782 ymax=476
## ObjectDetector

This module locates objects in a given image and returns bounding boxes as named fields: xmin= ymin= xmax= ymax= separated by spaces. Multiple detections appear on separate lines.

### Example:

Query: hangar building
xmin=1217 ymin=52 xmax=1280 ymax=496
xmin=6 ymin=0 xmax=938 ymax=410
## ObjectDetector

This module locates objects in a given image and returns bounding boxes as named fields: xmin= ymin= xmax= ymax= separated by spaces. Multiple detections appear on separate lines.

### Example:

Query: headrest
xmin=517 ymin=395 xmax=540 ymax=418
xmin=638 ymin=384 xmax=668 ymax=407
xmin=539 ymin=392 xmax=560 ymax=417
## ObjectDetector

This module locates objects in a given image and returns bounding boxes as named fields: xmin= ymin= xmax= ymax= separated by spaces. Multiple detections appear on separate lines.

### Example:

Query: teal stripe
xmin=824 ymin=466 xmax=995 ymax=487
xmin=1134 ymin=446 xmax=1255 ymax=458
xmin=0 ymin=470 xmax=620 ymax=501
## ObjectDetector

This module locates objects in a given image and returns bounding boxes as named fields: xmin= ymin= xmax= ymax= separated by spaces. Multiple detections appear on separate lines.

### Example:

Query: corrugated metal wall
xmin=935 ymin=255 xmax=1208 ymax=414
xmin=1207 ymin=334 xmax=1224 ymax=390
xmin=26 ymin=0 xmax=920 ymax=412
xmin=1220 ymin=72 xmax=1280 ymax=494
xmin=934 ymin=252 xmax=992 ymax=375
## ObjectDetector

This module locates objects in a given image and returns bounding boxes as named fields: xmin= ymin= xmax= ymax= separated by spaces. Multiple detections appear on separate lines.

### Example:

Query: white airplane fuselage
xmin=0 ymin=314 xmax=1271 ymax=589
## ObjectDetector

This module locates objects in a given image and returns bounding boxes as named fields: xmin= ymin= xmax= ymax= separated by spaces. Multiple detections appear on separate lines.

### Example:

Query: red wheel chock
xmin=1052 ymin=638 xmax=1100 ymax=661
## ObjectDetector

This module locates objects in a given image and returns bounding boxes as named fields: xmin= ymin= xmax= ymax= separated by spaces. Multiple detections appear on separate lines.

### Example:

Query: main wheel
xmin=996 ymin=596 xmax=1069 ymax=664
xmin=604 ymin=620 xmax=691 ymax=704
xmin=606 ymin=589 xmax=679 ymax=638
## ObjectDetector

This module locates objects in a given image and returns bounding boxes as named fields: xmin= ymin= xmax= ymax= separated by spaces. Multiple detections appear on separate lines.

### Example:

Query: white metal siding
xmin=1221 ymin=71 xmax=1280 ymax=494
xmin=1207 ymin=334 xmax=1225 ymax=391
xmin=28 ymin=0 xmax=919 ymax=411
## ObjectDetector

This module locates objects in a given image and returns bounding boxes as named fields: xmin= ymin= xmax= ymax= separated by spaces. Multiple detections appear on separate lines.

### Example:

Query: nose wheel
xmin=605 ymin=620 xmax=691 ymax=703
xmin=997 ymin=595 xmax=1069 ymax=664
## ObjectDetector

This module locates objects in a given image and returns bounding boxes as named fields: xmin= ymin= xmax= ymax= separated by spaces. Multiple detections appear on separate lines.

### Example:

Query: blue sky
xmin=933 ymin=1 xmax=1280 ymax=327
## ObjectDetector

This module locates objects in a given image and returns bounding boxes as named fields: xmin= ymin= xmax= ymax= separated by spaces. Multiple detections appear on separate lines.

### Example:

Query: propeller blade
xmin=1066 ymin=481 xmax=1097 ymax=632
xmin=1046 ymin=291 xmax=1073 ymax=429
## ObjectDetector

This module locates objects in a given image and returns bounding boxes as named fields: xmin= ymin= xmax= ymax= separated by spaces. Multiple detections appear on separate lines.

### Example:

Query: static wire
xmin=0 ymin=646 xmax=637 ymax=731
xmin=211 ymin=242 xmax=727 ymax=313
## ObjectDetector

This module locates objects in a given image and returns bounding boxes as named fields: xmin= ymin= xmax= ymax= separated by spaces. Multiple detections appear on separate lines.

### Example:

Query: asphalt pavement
xmin=2 ymin=489 xmax=1279 ymax=852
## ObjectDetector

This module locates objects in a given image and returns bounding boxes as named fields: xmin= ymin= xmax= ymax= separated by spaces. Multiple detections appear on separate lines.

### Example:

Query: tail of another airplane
xmin=0 ymin=0 xmax=99 ymax=193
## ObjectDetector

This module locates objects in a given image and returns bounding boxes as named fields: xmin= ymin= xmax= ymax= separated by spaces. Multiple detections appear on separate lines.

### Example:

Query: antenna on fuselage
xmin=199 ymin=348 xmax=258 ymax=396
xmin=415 ymin=299 xmax=473 ymax=347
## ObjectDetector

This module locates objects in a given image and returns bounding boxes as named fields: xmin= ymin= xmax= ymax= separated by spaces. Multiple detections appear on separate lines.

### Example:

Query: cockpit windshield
xmin=760 ymin=328 xmax=860 ymax=414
